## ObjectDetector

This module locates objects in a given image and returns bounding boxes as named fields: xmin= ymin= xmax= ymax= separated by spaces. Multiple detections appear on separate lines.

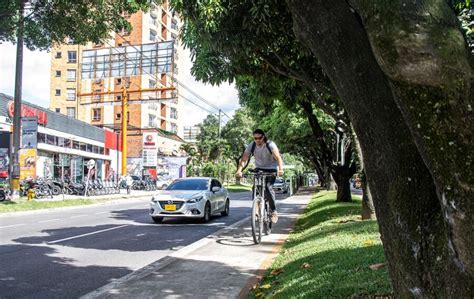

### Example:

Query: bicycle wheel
xmin=264 ymin=201 xmax=272 ymax=235
xmin=251 ymin=196 xmax=264 ymax=244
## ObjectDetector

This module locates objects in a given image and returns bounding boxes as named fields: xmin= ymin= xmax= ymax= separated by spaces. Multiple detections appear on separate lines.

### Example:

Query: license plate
xmin=164 ymin=204 xmax=177 ymax=211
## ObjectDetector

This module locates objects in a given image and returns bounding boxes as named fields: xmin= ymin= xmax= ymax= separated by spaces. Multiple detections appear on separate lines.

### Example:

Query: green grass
xmin=249 ymin=191 xmax=392 ymax=298
xmin=226 ymin=183 xmax=253 ymax=193
xmin=0 ymin=198 xmax=115 ymax=213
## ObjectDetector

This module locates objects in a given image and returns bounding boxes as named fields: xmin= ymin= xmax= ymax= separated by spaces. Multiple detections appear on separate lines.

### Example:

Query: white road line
xmin=38 ymin=218 xmax=61 ymax=223
xmin=94 ymin=212 xmax=108 ymax=215
xmin=70 ymin=215 xmax=88 ymax=218
xmin=0 ymin=223 xmax=26 ymax=229
xmin=47 ymin=224 xmax=129 ymax=244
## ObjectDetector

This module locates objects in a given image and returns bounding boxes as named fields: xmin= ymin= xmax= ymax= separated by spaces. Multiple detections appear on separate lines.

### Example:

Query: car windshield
xmin=167 ymin=179 xmax=208 ymax=191
xmin=275 ymin=178 xmax=284 ymax=183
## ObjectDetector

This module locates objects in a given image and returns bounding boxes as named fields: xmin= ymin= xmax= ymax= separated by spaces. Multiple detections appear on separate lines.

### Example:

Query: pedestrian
xmin=235 ymin=128 xmax=284 ymax=223
xmin=126 ymin=174 xmax=133 ymax=194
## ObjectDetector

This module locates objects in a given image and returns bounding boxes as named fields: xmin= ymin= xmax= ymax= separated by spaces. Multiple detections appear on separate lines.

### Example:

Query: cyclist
xmin=236 ymin=129 xmax=284 ymax=223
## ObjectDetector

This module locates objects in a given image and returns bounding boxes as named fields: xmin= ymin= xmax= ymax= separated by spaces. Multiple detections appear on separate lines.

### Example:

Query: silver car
xmin=149 ymin=177 xmax=230 ymax=223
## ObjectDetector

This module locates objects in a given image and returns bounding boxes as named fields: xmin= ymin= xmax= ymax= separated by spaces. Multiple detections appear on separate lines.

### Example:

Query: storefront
xmin=0 ymin=93 xmax=122 ymax=182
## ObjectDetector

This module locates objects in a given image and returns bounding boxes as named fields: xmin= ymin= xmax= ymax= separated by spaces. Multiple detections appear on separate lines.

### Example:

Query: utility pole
xmin=217 ymin=109 xmax=222 ymax=180
xmin=121 ymin=87 xmax=128 ymax=176
xmin=11 ymin=0 xmax=25 ymax=195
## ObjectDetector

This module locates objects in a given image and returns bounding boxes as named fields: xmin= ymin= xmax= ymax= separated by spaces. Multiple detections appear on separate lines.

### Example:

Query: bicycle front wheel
xmin=251 ymin=196 xmax=264 ymax=244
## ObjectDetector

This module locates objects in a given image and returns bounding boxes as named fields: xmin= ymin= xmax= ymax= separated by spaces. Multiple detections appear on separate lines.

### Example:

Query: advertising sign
xmin=19 ymin=149 xmax=37 ymax=179
xmin=21 ymin=117 xmax=38 ymax=149
xmin=8 ymin=101 xmax=48 ymax=125
xmin=142 ymin=133 xmax=158 ymax=167
xmin=0 ymin=148 xmax=9 ymax=172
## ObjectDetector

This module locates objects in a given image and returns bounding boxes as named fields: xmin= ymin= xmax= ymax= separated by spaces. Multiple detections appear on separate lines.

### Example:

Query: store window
xmin=38 ymin=133 xmax=46 ymax=143
xmin=86 ymin=144 xmax=93 ymax=152
xmin=73 ymin=140 xmax=80 ymax=150
xmin=57 ymin=137 xmax=64 ymax=147
xmin=64 ymin=138 xmax=71 ymax=148
xmin=80 ymin=142 xmax=86 ymax=151
xmin=47 ymin=135 xmax=55 ymax=145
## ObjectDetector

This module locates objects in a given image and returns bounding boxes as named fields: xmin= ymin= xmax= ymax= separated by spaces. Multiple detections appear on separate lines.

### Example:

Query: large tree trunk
xmin=287 ymin=0 xmax=460 ymax=296
xmin=350 ymin=1 xmax=474 ymax=285
xmin=332 ymin=165 xmax=353 ymax=202
xmin=360 ymin=171 xmax=376 ymax=220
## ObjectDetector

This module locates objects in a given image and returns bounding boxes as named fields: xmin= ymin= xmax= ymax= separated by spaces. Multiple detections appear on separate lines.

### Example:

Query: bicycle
xmin=247 ymin=169 xmax=276 ymax=244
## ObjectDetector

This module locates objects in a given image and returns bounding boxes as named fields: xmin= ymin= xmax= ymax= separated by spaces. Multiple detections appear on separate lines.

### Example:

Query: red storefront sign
xmin=7 ymin=101 xmax=48 ymax=125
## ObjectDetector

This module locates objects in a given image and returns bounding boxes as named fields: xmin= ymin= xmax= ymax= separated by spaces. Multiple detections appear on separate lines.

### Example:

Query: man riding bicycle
xmin=236 ymin=129 xmax=284 ymax=223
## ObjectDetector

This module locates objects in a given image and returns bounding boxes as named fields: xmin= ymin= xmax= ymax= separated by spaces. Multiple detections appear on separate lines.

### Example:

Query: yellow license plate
xmin=164 ymin=204 xmax=177 ymax=211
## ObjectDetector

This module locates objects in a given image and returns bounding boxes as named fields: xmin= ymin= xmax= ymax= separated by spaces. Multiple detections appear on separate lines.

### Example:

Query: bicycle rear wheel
xmin=251 ymin=196 xmax=264 ymax=244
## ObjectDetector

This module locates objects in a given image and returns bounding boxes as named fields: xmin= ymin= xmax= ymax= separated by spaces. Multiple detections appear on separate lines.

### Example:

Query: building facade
xmin=49 ymin=1 xmax=186 ymax=178
xmin=0 ymin=93 xmax=122 ymax=182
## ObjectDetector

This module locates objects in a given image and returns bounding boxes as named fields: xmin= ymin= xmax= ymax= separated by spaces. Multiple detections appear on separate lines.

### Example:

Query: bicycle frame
xmin=249 ymin=170 xmax=275 ymax=244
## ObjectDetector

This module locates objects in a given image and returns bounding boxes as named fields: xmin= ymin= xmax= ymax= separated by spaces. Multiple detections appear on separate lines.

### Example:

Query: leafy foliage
xmin=0 ymin=0 xmax=152 ymax=50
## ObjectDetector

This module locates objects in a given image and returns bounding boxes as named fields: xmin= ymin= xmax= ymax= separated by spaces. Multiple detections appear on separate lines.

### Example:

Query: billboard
xmin=142 ymin=132 xmax=158 ymax=167
xmin=19 ymin=149 xmax=37 ymax=179
xmin=81 ymin=41 xmax=174 ymax=79
xmin=21 ymin=117 xmax=38 ymax=149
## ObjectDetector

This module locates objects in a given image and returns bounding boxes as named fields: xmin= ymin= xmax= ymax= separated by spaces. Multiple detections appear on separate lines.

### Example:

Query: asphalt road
xmin=0 ymin=191 xmax=288 ymax=298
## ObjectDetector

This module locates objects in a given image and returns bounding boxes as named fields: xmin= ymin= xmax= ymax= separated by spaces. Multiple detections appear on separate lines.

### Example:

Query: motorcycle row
xmin=0 ymin=176 xmax=159 ymax=201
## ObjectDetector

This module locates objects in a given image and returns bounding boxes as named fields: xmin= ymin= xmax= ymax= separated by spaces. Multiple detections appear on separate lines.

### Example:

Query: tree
xmin=288 ymin=0 xmax=473 ymax=296
xmin=0 ymin=0 xmax=151 ymax=50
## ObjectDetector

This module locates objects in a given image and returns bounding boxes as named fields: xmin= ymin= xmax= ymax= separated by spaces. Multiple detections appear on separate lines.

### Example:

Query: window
xmin=171 ymin=123 xmax=178 ymax=133
xmin=66 ymin=107 xmax=75 ymax=118
xmin=115 ymin=113 xmax=121 ymax=120
xmin=149 ymin=79 xmax=156 ymax=88
xmin=93 ymin=145 xmax=99 ymax=154
xmin=92 ymin=108 xmax=101 ymax=121
xmin=55 ymin=70 xmax=61 ymax=77
xmin=55 ymin=52 xmax=61 ymax=58
xmin=64 ymin=138 xmax=71 ymax=148
xmin=116 ymin=95 xmax=122 ymax=102
xmin=86 ymin=144 xmax=93 ymax=152
xmin=55 ymin=89 xmax=61 ymax=96
xmin=115 ymin=78 xmax=122 ymax=85
xmin=148 ymin=114 xmax=157 ymax=127
xmin=66 ymin=88 xmax=76 ymax=101
xmin=80 ymin=142 xmax=86 ymax=151
xmin=150 ymin=14 xmax=157 ymax=26
xmin=38 ymin=133 xmax=46 ymax=143
xmin=46 ymin=134 xmax=55 ymax=145
xmin=171 ymin=19 xmax=178 ymax=30
xmin=55 ymin=108 xmax=60 ymax=113
xmin=57 ymin=137 xmax=64 ymax=147
xmin=149 ymin=30 xmax=157 ymax=41
xmin=170 ymin=107 xmax=178 ymax=119
xmin=67 ymin=51 xmax=77 ymax=63
xmin=73 ymin=140 xmax=80 ymax=149
xmin=66 ymin=69 xmax=76 ymax=81
xmin=68 ymin=37 xmax=75 ymax=44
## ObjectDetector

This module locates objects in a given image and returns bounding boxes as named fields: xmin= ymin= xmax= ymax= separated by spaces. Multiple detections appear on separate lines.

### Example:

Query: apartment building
xmin=49 ymin=2 xmax=187 ymax=177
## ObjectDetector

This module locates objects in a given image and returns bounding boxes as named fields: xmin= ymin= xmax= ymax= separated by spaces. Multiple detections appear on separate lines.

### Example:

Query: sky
xmin=0 ymin=42 xmax=240 ymax=127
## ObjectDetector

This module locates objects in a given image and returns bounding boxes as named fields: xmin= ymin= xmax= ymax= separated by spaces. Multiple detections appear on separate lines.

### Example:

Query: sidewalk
xmin=81 ymin=187 xmax=317 ymax=299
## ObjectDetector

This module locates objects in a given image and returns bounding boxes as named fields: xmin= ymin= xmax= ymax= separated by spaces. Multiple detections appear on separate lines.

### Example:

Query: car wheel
xmin=152 ymin=216 xmax=163 ymax=223
xmin=161 ymin=184 xmax=168 ymax=190
xmin=51 ymin=185 xmax=62 ymax=196
xmin=221 ymin=199 xmax=230 ymax=216
xmin=201 ymin=202 xmax=211 ymax=223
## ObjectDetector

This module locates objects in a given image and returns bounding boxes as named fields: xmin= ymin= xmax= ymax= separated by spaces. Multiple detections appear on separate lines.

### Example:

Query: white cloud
xmin=0 ymin=43 xmax=50 ymax=107
xmin=0 ymin=42 xmax=240 ymax=127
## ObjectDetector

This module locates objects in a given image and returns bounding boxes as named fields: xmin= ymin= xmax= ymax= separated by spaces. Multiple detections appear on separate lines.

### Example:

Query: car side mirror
xmin=211 ymin=186 xmax=220 ymax=192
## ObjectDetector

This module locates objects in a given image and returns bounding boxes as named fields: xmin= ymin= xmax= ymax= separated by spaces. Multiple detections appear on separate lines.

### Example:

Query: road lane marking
xmin=94 ymin=212 xmax=108 ymax=215
xmin=38 ymin=218 xmax=61 ymax=223
xmin=70 ymin=215 xmax=88 ymax=218
xmin=0 ymin=223 xmax=26 ymax=229
xmin=48 ymin=225 xmax=129 ymax=244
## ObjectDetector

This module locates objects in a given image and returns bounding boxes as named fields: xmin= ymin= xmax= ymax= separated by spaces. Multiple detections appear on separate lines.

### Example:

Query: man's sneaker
xmin=271 ymin=211 xmax=278 ymax=224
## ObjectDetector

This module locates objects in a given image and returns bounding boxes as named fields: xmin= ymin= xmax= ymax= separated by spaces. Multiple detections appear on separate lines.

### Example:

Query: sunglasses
xmin=254 ymin=136 xmax=264 ymax=140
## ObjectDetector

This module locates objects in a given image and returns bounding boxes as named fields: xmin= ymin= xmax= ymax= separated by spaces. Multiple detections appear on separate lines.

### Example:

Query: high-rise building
xmin=49 ymin=1 xmax=186 ymax=177
xmin=183 ymin=125 xmax=201 ymax=143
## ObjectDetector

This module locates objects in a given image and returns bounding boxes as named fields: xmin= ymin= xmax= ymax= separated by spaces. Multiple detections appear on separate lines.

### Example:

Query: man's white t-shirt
xmin=245 ymin=141 xmax=279 ymax=170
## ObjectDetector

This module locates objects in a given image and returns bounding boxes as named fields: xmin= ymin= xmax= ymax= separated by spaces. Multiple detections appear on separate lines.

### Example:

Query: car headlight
xmin=187 ymin=195 xmax=203 ymax=203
